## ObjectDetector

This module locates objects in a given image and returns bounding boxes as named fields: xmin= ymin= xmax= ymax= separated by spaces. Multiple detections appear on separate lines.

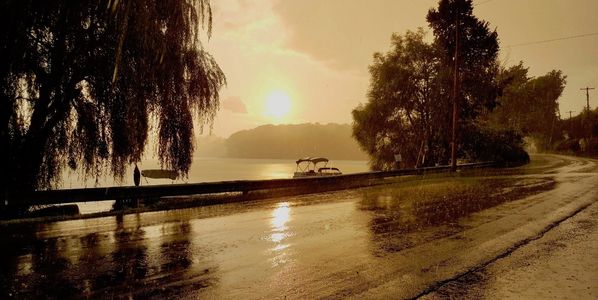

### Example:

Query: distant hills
xmin=195 ymin=135 xmax=227 ymax=157
xmin=196 ymin=123 xmax=368 ymax=160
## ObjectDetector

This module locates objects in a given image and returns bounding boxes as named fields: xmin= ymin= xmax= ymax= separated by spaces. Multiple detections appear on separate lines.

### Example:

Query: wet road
xmin=1 ymin=154 xmax=597 ymax=299
xmin=423 ymin=199 xmax=598 ymax=299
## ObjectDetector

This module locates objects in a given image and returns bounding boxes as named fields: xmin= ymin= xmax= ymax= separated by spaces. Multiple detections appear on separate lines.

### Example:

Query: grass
xmin=356 ymin=176 xmax=556 ymax=255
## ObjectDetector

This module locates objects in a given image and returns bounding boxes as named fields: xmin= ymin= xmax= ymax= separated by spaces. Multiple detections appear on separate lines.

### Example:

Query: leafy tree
xmin=0 ymin=0 xmax=225 ymax=196
xmin=556 ymin=108 xmax=598 ymax=155
xmin=488 ymin=63 xmax=566 ymax=149
xmin=560 ymin=108 xmax=598 ymax=141
xmin=353 ymin=0 xmax=503 ymax=170
xmin=427 ymin=0 xmax=501 ymax=119
xmin=353 ymin=30 xmax=444 ymax=170
xmin=487 ymin=63 xmax=532 ymax=132
xmin=460 ymin=125 xmax=529 ymax=166
xmin=525 ymin=71 xmax=566 ymax=146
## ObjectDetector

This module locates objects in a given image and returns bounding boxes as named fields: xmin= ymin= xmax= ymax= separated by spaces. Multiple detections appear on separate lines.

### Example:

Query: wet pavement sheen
xmin=1 ymin=154 xmax=597 ymax=299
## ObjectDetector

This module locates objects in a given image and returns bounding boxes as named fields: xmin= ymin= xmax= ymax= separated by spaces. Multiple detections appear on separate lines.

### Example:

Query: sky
xmin=201 ymin=0 xmax=598 ymax=138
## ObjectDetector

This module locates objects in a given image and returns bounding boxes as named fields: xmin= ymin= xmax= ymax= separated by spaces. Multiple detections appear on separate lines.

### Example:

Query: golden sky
xmin=204 ymin=0 xmax=598 ymax=137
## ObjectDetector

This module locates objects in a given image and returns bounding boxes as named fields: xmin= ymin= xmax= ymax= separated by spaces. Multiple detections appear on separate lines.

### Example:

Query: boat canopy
xmin=296 ymin=157 xmax=329 ymax=165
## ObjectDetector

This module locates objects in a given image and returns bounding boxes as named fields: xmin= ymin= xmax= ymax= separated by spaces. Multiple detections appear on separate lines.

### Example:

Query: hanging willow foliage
xmin=0 ymin=0 xmax=225 ymax=194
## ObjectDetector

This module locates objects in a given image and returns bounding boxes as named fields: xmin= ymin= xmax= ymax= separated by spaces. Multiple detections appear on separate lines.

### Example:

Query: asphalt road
xmin=423 ymin=199 xmax=598 ymax=299
xmin=1 ymin=154 xmax=597 ymax=299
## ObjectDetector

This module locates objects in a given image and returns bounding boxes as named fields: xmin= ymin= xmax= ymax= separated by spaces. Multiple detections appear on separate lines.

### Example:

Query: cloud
xmin=272 ymin=0 xmax=437 ymax=71
xmin=205 ymin=0 xmax=598 ymax=137
xmin=221 ymin=96 xmax=248 ymax=114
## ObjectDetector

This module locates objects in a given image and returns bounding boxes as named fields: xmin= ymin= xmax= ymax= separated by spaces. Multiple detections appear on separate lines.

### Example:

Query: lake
xmin=63 ymin=157 xmax=370 ymax=188
xmin=60 ymin=158 xmax=370 ymax=214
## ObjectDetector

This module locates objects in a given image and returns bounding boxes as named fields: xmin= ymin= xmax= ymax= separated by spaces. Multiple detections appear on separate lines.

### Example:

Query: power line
xmin=471 ymin=1 xmax=598 ymax=47
xmin=474 ymin=0 xmax=495 ymax=6
xmin=506 ymin=32 xmax=598 ymax=48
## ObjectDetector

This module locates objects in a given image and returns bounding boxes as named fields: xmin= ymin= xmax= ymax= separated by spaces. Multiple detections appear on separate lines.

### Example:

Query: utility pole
xmin=581 ymin=87 xmax=595 ymax=139
xmin=450 ymin=5 xmax=460 ymax=172
xmin=566 ymin=110 xmax=575 ymax=135
xmin=567 ymin=110 xmax=575 ymax=119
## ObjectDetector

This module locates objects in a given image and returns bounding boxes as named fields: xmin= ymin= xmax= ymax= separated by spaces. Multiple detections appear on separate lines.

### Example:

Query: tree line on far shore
xmin=224 ymin=123 xmax=368 ymax=160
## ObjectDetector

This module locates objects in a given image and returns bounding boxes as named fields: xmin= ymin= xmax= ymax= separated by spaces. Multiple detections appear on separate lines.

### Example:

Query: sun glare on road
xmin=264 ymin=90 xmax=291 ymax=119
xmin=270 ymin=202 xmax=291 ymax=244
xmin=271 ymin=202 xmax=290 ymax=232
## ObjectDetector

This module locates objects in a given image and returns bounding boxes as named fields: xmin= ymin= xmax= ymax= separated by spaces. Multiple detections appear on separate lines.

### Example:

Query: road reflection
xmin=106 ymin=214 xmax=149 ymax=296
xmin=269 ymin=202 xmax=292 ymax=269
xmin=0 ymin=213 xmax=220 ymax=298
xmin=5 ymin=180 xmax=545 ymax=298
xmin=0 ymin=154 xmax=590 ymax=298
xmin=270 ymin=202 xmax=291 ymax=244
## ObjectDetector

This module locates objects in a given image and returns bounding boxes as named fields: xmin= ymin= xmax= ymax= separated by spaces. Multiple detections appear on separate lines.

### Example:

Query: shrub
xmin=461 ymin=125 xmax=530 ymax=167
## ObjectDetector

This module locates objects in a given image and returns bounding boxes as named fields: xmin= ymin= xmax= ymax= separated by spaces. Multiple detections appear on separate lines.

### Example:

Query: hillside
xmin=225 ymin=123 xmax=368 ymax=160
xmin=195 ymin=135 xmax=227 ymax=157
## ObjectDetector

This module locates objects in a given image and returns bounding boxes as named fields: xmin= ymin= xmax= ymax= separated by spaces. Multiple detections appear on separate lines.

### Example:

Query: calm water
xmin=60 ymin=158 xmax=369 ymax=214
xmin=63 ymin=158 xmax=369 ymax=188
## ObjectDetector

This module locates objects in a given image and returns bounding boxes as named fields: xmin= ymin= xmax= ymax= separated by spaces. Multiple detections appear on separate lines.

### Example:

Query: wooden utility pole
xmin=450 ymin=6 xmax=460 ymax=172
xmin=566 ymin=110 xmax=575 ymax=135
xmin=567 ymin=110 xmax=575 ymax=119
xmin=581 ymin=87 xmax=595 ymax=139
xmin=582 ymin=87 xmax=594 ymax=110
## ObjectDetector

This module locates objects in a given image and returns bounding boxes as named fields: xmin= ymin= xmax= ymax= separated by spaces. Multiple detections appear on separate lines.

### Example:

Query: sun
xmin=264 ymin=90 xmax=291 ymax=119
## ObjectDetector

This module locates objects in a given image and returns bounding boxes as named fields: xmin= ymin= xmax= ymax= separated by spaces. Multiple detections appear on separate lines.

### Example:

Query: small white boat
xmin=293 ymin=157 xmax=342 ymax=178
xmin=141 ymin=169 xmax=178 ymax=180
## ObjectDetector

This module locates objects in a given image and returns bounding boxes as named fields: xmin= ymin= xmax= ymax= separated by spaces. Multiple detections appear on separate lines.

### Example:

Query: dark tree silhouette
xmin=0 ymin=0 xmax=225 ymax=196
xmin=353 ymin=0 xmax=526 ymax=170
xmin=488 ymin=63 xmax=566 ymax=149
xmin=352 ymin=30 xmax=445 ymax=170
xmin=427 ymin=0 xmax=501 ymax=119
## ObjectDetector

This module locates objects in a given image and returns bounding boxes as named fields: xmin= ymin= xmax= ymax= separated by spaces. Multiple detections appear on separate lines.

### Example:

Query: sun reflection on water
xmin=260 ymin=163 xmax=294 ymax=180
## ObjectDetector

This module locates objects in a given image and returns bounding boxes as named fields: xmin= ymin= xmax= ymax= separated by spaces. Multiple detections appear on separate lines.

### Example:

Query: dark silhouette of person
xmin=134 ymin=164 xmax=141 ymax=187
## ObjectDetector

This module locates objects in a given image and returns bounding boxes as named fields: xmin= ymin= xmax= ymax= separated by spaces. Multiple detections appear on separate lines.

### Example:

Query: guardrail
xmin=3 ymin=162 xmax=495 ymax=207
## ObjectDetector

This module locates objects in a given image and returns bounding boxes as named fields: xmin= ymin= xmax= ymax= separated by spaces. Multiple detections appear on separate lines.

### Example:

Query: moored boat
xmin=293 ymin=157 xmax=342 ymax=178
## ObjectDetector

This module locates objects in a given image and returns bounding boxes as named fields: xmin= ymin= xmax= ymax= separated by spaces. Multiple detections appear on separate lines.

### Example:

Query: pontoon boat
xmin=293 ymin=157 xmax=342 ymax=178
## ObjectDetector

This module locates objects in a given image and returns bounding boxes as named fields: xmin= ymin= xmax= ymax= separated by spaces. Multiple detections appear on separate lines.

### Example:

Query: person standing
xmin=134 ymin=164 xmax=141 ymax=187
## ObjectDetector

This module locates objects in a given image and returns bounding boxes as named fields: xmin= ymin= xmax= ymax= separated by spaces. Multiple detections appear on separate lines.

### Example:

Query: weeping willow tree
xmin=0 ymin=0 xmax=225 ymax=198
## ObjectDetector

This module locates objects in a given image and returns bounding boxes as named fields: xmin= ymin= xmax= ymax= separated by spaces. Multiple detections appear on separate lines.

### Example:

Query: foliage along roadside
xmin=352 ymin=0 xmax=561 ymax=170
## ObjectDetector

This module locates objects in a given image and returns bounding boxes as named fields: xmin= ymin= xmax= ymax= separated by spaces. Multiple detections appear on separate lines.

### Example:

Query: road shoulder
xmin=422 ymin=200 xmax=598 ymax=299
